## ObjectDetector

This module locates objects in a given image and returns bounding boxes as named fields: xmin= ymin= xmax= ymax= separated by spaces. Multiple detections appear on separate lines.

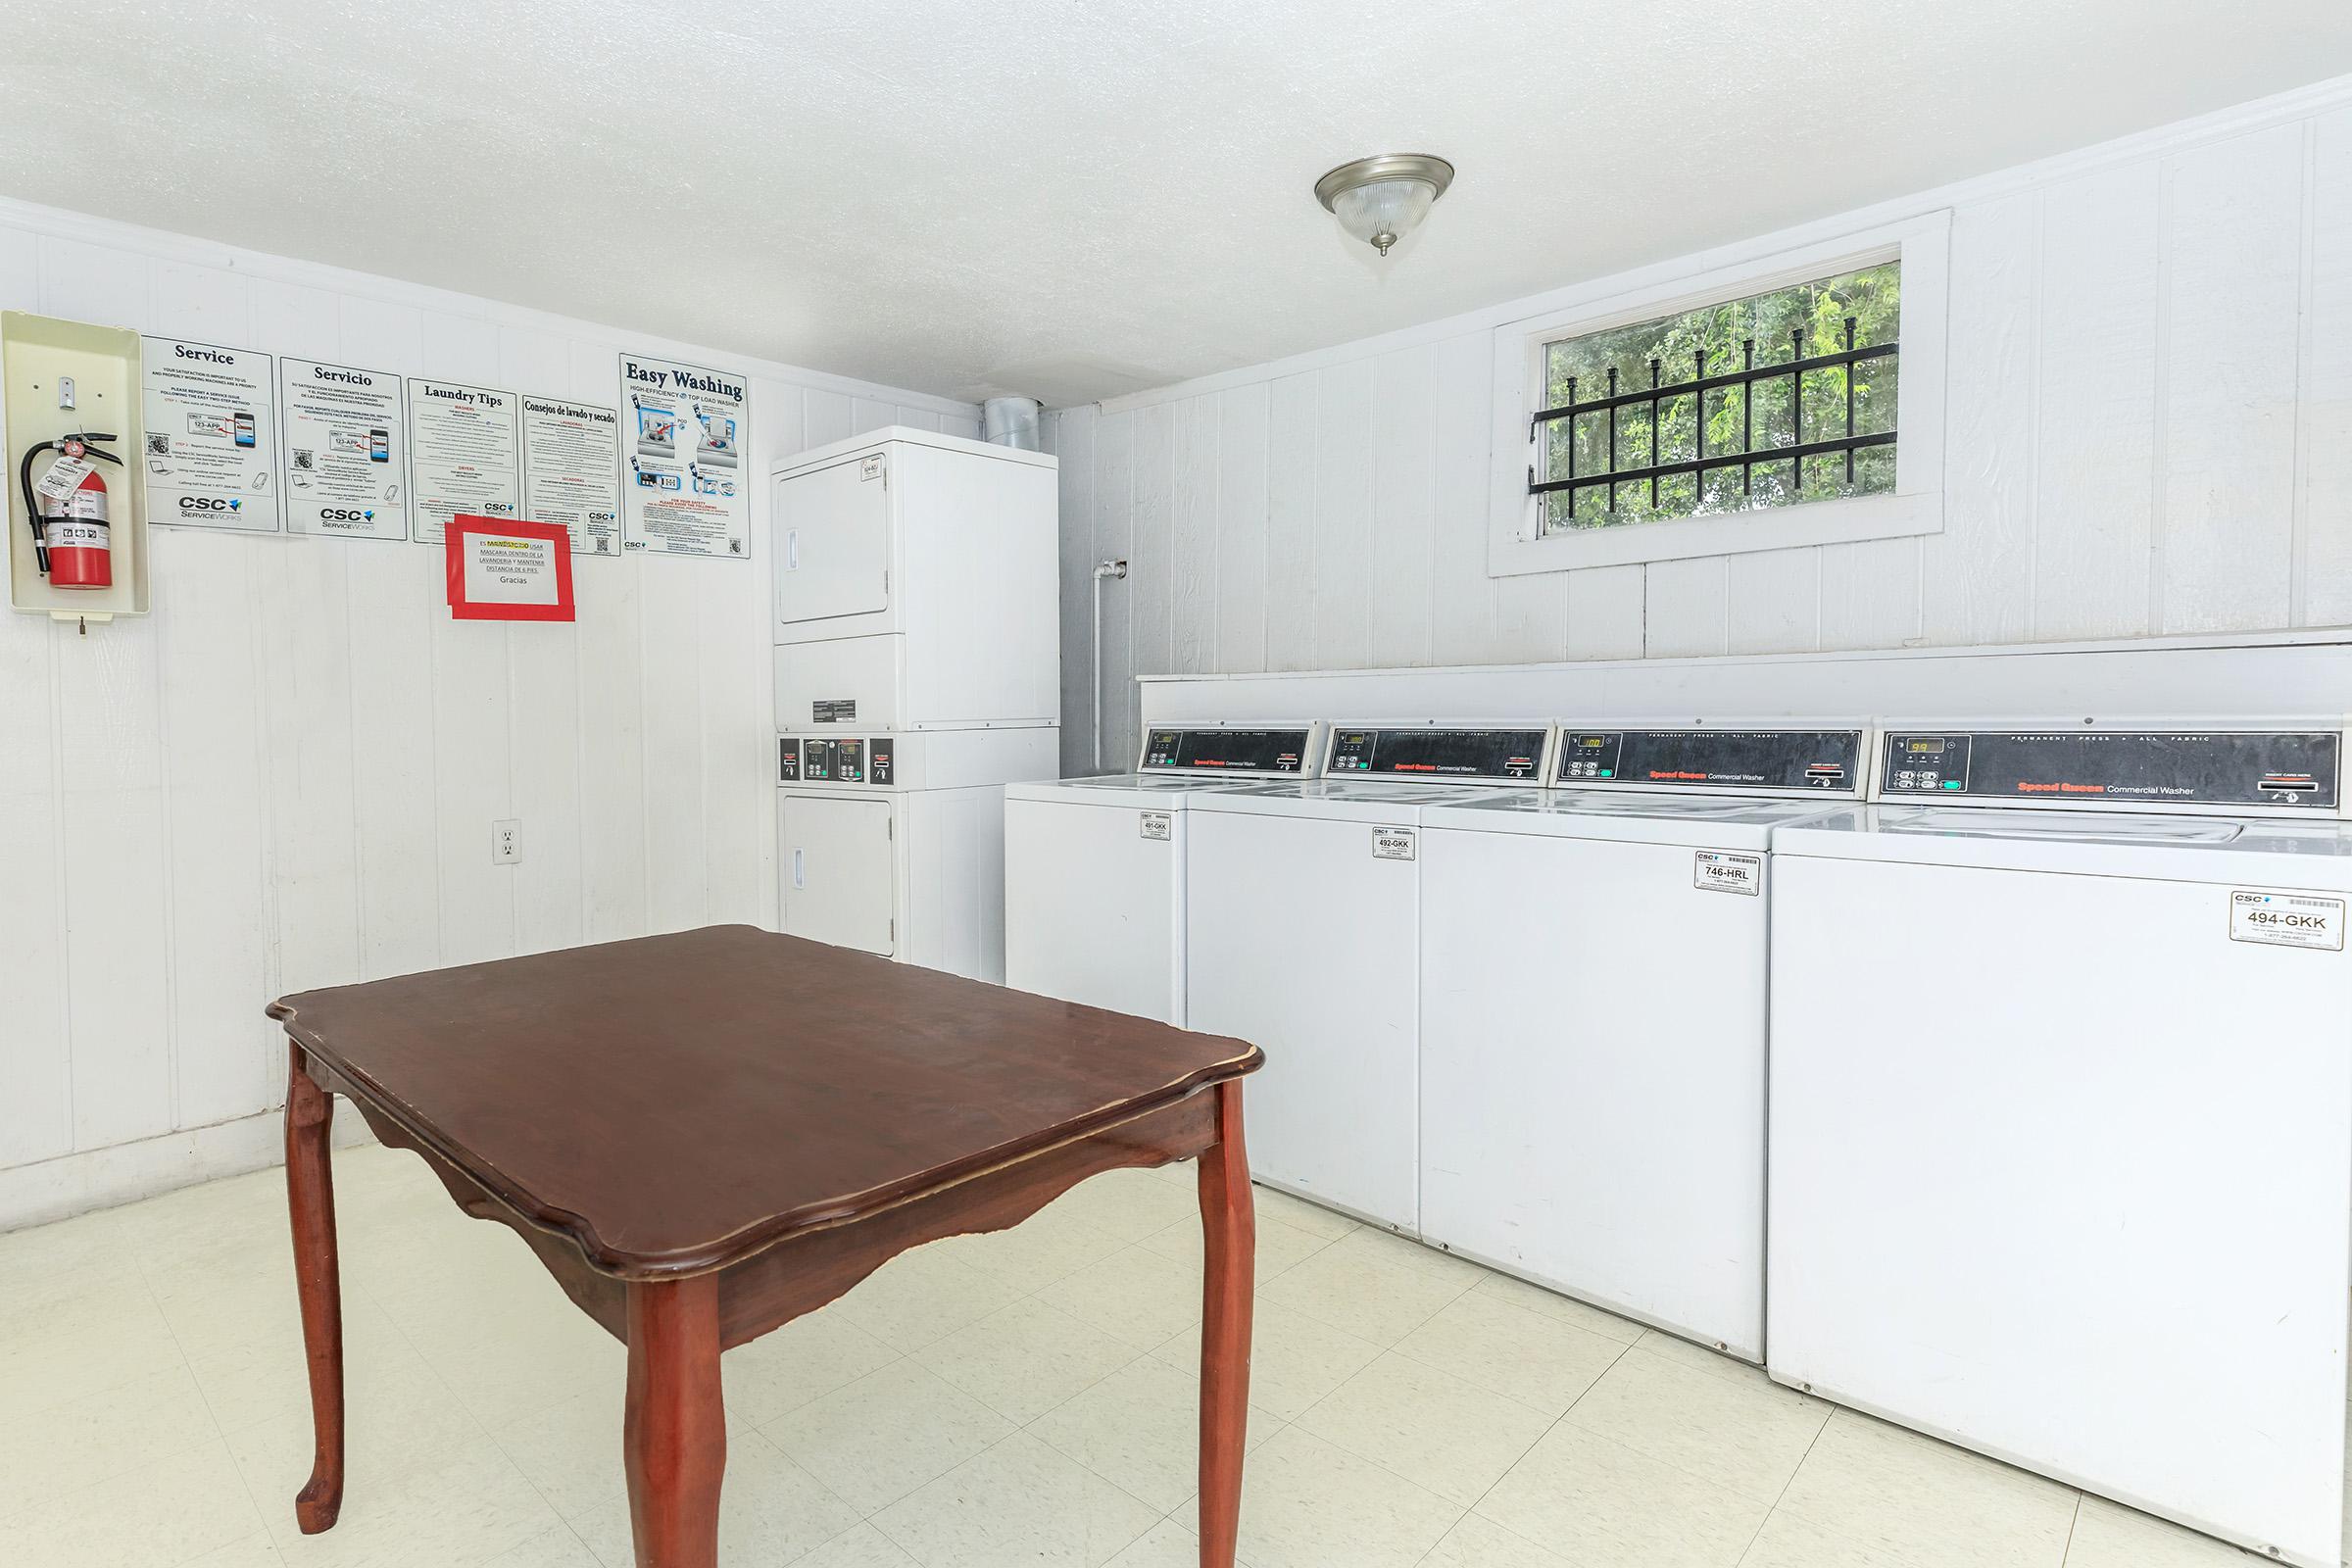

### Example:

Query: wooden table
xmin=269 ymin=925 xmax=1263 ymax=1567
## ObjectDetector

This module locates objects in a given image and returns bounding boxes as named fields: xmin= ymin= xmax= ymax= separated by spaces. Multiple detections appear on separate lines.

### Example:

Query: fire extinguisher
xmin=19 ymin=430 xmax=122 ymax=590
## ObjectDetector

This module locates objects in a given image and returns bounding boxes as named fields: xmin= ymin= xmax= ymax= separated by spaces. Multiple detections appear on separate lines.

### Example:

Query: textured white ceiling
xmin=6 ymin=2 xmax=2349 ymax=404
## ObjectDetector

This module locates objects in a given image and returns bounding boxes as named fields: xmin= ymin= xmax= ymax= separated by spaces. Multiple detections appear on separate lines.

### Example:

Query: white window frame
xmin=1487 ymin=211 xmax=1951 ymax=577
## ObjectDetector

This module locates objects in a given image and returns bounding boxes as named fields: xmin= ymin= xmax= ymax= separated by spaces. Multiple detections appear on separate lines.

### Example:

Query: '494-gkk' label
xmin=2230 ymin=889 xmax=2345 ymax=951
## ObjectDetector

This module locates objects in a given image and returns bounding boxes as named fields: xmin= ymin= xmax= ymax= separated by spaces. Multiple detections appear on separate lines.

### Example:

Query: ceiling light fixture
xmin=1314 ymin=154 xmax=1455 ymax=257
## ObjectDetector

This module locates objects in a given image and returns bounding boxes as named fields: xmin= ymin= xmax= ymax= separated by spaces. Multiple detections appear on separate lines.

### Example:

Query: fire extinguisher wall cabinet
xmin=4 ymin=311 xmax=150 ymax=622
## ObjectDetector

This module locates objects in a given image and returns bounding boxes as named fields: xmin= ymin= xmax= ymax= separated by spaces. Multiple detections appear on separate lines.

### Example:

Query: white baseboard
xmin=0 ymin=1108 xmax=377 ymax=1234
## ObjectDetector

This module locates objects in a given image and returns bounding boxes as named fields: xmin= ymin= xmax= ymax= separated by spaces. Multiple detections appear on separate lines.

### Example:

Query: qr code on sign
xmin=146 ymin=433 xmax=169 ymax=456
xmin=292 ymin=450 xmax=315 ymax=469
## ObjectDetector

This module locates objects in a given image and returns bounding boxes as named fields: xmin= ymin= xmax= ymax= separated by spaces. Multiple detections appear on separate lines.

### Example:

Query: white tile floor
xmin=0 ymin=1144 xmax=2282 ymax=1568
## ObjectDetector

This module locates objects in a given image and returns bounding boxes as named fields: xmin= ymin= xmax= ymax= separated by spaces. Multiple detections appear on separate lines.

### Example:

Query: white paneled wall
xmin=1049 ymin=98 xmax=2352 ymax=776
xmin=0 ymin=201 xmax=977 ymax=1222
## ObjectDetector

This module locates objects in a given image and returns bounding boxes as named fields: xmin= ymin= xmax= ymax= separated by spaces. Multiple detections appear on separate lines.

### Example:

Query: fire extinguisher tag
xmin=32 ymin=454 xmax=94 ymax=502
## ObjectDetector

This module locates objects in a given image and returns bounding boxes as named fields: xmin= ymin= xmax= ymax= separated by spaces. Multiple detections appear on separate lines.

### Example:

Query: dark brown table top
xmin=269 ymin=925 xmax=1260 ymax=1280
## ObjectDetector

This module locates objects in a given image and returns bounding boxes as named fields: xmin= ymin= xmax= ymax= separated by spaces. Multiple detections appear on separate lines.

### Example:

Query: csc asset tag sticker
xmin=2230 ymin=890 xmax=2346 ymax=951
xmin=1693 ymin=850 xmax=1762 ymax=895
xmin=1372 ymin=825 xmax=1417 ymax=861
xmin=1139 ymin=809 xmax=1172 ymax=841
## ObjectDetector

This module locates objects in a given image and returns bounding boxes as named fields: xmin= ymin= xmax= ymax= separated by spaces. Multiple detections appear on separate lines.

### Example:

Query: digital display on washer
xmin=1326 ymin=727 xmax=1546 ymax=781
xmin=1879 ymin=730 xmax=2343 ymax=808
xmin=1555 ymin=729 xmax=1862 ymax=791
xmin=1139 ymin=727 xmax=1312 ymax=773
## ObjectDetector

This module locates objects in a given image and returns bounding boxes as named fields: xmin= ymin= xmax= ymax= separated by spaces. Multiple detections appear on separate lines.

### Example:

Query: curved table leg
xmin=284 ymin=1046 xmax=345 ymax=1534
xmin=625 ymin=1274 xmax=726 ymax=1568
xmin=1197 ymin=1079 xmax=1254 ymax=1567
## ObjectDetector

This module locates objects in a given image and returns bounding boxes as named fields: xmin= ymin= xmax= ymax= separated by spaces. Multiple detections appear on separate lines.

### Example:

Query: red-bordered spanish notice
xmin=445 ymin=514 xmax=574 ymax=621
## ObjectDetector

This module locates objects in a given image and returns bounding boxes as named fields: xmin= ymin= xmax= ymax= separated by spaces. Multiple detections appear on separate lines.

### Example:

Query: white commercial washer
xmin=1185 ymin=723 xmax=1555 ymax=1233
xmin=1768 ymin=721 xmax=2352 ymax=1567
xmin=1418 ymin=725 xmax=1869 ymax=1361
xmin=1003 ymin=722 xmax=1324 ymax=1024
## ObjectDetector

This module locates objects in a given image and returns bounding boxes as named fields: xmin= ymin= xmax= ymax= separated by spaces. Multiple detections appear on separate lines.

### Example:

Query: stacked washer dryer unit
xmin=1417 ymin=724 xmax=1870 ymax=1362
xmin=1004 ymin=723 xmax=1325 ymax=1024
xmin=771 ymin=427 xmax=1058 ymax=982
xmin=1184 ymin=723 xmax=1555 ymax=1233
xmin=1769 ymin=720 xmax=2352 ymax=1567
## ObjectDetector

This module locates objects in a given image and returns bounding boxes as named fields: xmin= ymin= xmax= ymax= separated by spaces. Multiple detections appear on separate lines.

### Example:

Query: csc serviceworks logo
xmin=319 ymin=507 xmax=375 ymax=523
xmin=177 ymin=495 xmax=243 ymax=513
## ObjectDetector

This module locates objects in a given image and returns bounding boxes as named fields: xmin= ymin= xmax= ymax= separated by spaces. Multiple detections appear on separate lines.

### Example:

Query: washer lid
xmin=1187 ymin=778 xmax=1469 ymax=823
xmin=1775 ymin=805 xmax=2352 ymax=890
xmin=1423 ymin=789 xmax=1853 ymax=850
xmin=1004 ymin=773 xmax=1245 ymax=807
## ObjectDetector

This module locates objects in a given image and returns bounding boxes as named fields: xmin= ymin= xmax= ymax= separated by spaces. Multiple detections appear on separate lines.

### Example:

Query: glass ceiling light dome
xmin=1315 ymin=154 xmax=1454 ymax=257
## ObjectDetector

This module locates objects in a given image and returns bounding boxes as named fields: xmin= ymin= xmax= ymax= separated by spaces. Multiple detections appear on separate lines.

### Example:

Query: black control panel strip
xmin=1139 ymin=726 xmax=1314 ymax=774
xmin=1325 ymin=727 xmax=1548 ymax=782
xmin=1878 ymin=729 xmax=2344 ymax=810
xmin=778 ymin=736 xmax=891 ymax=786
xmin=1556 ymin=729 xmax=1864 ymax=794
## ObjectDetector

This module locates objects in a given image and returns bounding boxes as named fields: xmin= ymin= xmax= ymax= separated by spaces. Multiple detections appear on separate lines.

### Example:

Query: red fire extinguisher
xmin=19 ymin=431 xmax=121 ymax=590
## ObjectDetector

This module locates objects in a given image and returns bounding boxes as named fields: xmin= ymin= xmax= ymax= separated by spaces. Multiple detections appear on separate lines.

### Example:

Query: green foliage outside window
xmin=1540 ymin=262 xmax=1900 ymax=534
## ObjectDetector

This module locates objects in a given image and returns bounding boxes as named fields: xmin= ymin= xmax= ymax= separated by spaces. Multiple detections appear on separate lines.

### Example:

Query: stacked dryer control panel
xmin=773 ymin=425 xmax=1058 ymax=982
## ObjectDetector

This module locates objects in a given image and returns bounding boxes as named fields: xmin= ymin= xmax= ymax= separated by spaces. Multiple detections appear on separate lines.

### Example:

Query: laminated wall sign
xmin=520 ymin=395 xmax=621 ymax=558
xmin=445 ymin=514 xmax=573 ymax=621
xmin=408 ymin=379 xmax=521 ymax=544
xmin=278 ymin=358 xmax=409 ymax=540
xmin=617 ymin=351 xmax=748 ymax=559
xmin=141 ymin=338 xmax=279 ymax=532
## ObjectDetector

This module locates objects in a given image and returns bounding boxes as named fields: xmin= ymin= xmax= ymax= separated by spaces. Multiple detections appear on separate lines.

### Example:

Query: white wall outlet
xmin=493 ymin=819 xmax=521 ymax=864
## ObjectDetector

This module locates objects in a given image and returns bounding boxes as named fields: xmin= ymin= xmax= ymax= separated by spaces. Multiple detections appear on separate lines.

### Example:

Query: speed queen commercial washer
xmin=1003 ymin=723 xmax=1323 ymax=1023
xmin=1768 ymin=722 xmax=2352 ymax=1566
xmin=1183 ymin=723 xmax=1554 ymax=1232
xmin=1417 ymin=726 xmax=1869 ymax=1361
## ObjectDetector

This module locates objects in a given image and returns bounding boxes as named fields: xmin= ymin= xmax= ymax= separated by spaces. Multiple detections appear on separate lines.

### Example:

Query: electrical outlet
xmin=493 ymin=819 xmax=521 ymax=864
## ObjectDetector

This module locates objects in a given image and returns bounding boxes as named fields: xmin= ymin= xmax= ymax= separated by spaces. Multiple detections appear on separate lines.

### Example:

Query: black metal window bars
xmin=1529 ymin=318 xmax=1896 ymax=516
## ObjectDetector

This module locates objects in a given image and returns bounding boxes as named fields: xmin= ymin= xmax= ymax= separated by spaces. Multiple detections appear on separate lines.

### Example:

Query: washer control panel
xmin=1324 ymin=725 xmax=1549 ymax=782
xmin=1878 ymin=729 xmax=2344 ymax=810
xmin=1555 ymin=729 xmax=1865 ymax=795
xmin=1137 ymin=724 xmax=1319 ymax=775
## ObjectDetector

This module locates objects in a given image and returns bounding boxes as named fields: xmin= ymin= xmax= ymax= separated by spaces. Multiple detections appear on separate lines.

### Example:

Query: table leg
xmin=624 ymin=1275 xmax=726 ymax=1568
xmin=284 ymin=1045 xmax=345 ymax=1534
xmin=1197 ymin=1079 xmax=1254 ymax=1567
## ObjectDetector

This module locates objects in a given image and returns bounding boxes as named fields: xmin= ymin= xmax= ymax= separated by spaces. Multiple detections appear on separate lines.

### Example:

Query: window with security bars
xmin=1532 ymin=262 xmax=1899 ymax=534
